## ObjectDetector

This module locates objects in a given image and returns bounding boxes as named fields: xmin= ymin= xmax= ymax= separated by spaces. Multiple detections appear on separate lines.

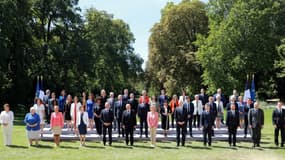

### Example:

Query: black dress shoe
xmin=233 ymin=144 xmax=236 ymax=147
xmin=253 ymin=144 xmax=256 ymax=148
xmin=281 ymin=144 xmax=284 ymax=147
xmin=257 ymin=144 xmax=260 ymax=147
xmin=208 ymin=143 xmax=211 ymax=146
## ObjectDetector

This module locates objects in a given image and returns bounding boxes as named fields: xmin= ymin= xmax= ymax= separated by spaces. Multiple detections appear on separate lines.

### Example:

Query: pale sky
xmin=78 ymin=0 xmax=208 ymax=68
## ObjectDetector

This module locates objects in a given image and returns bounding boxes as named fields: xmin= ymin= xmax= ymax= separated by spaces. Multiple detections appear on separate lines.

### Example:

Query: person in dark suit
xmin=201 ymin=103 xmax=214 ymax=146
xmin=183 ymin=96 xmax=194 ymax=137
xmin=138 ymin=98 xmax=149 ymax=138
xmin=226 ymin=96 xmax=238 ymax=111
xmin=114 ymin=95 xmax=124 ymax=137
xmin=226 ymin=104 xmax=240 ymax=147
xmin=158 ymin=89 xmax=168 ymax=109
xmin=174 ymin=100 xmax=188 ymax=147
xmin=249 ymin=102 xmax=264 ymax=147
xmin=100 ymin=102 xmax=114 ymax=146
xmin=160 ymin=100 xmax=171 ymax=137
xmin=94 ymin=97 xmax=103 ymax=136
xmin=128 ymin=93 xmax=138 ymax=115
xmin=272 ymin=101 xmax=285 ymax=147
xmin=244 ymin=98 xmax=253 ymax=138
xmin=122 ymin=89 xmax=130 ymax=105
xmin=100 ymin=89 xmax=108 ymax=109
xmin=199 ymin=88 xmax=208 ymax=106
xmin=208 ymin=96 xmax=217 ymax=136
xmin=122 ymin=104 xmax=137 ymax=146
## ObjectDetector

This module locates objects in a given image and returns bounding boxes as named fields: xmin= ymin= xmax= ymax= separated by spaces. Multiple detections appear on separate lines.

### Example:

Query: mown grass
xmin=0 ymin=107 xmax=284 ymax=160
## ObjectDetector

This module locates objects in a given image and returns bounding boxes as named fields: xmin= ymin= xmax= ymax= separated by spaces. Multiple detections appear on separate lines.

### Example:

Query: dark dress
xmin=160 ymin=105 xmax=171 ymax=130
xmin=78 ymin=113 xmax=87 ymax=135
xmin=64 ymin=103 xmax=72 ymax=121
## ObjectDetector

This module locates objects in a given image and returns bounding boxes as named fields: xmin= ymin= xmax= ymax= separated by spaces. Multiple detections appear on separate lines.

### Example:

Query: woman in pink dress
xmin=147 ymin=104 xmax=159 ymax=147
xmin=50 ymin=105 xmax=64 ymax=147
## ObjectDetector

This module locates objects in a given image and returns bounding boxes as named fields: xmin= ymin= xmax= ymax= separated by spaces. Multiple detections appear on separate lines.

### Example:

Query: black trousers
xmin=94 ymin=118 xmax=102 ymax=135
xmin=274 ymin=126 xmax=285 ymax=145
xmin=244 ymin=114 xmax=248 ymax=136
xmin=203 ymin=128 xmax=212 ymax=145
xmin=125 ymin=127 xmax=134 ymax=145
xmin=103 ymin=124 xmax=112 ymax=145
xmin=193 ymin=115 xmax=200 ymax=128
xmin=116 ymin=118 xmax=124 ymax=137
xmin=139 ymin=116 xmax=148 ymax=137
xmin=228 ymin=128 xmax=237 ymax=145
xmin=171 ymin=114 xmax=175 ymax=128
xmin=252 ymin=127 xmax=261 ymax=145
xmin=187 ymin=117 xmax=193 ymax=135
xmin=176 ymin=124 xmax=187 ymax=146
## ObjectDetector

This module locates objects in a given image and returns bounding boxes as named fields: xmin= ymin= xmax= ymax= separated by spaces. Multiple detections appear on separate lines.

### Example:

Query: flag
xmin=35 ymin=76 xmax=45 ymax=100
xmin=251 ymin=74 xmax=256 ymax=102
xmin=243 ymin=74 xmax=251 ymax=102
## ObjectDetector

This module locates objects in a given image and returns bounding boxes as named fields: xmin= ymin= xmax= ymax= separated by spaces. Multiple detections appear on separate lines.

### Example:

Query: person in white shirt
xmin=215 ymin=95 xmax=224 ymax=129
xmin=70 ymin=96 xmax=81 ymax=134
xmin=33 ymin=98 xmax=45 ymax=136
xmin=192 ymin=95 xmax=203 ymax=129
xmin=76 ymin=106 xmax=89 ymax=147
xmin=0 ymin=103 xmax=14 ymax=146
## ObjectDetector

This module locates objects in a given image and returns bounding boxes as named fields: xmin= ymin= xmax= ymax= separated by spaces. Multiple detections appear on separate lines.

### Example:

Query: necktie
xmin=187 ymin=103 xmax=189 ymax=113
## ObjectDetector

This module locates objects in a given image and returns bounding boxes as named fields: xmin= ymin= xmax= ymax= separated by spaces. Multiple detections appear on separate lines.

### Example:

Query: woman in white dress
xmin=70 ymin=96 xmax=81 ymax=135
xmin=0 ymin=103 xmax=14 ymax=146
xmin=33 ymin=98 xmax=45 ymax=136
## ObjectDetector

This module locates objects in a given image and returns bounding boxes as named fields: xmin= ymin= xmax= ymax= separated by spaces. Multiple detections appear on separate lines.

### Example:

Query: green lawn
xmin=0 ymin=107 xmax=284 ymax=160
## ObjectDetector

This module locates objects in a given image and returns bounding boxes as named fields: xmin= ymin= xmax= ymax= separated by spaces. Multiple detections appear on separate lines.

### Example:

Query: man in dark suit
xmin=100 ymin=102 xmax=114 ymax=146
xmin=272 ymin=101 xmax=285 ymax=147
xmin=249 ymin=102 xmax=264 ymax=147
xmin=158 ymin=89 xmax=168 ymax=109
xmin=208 ymin=96 xmax=217 ymax=136
xmin=122 ymin=89 xmax=129 ymax=105
xmin=175 ymin=100 xmax=188 ymax=147
xmin=183 ymin=96 xmax=194 ymax=137
xmin=244 ymin=98 xmax=253 ymax=138
xmin=114 ymin=95 xmax=124 ymax=137
xmin=201 ymin=103 xmax=214 ymax=146
xmin=226 ymin=104 xmax=240 ymax=147
xmin=199 ymin=88 xmax=208 ymax=106
xmin=137 ymin=98 xmax=149 ymax=138
xmin=226 ymin=96 xmax=239 ymax=111
xmin=122 ymin=104 xmax=137 ymax=146
xmin=128 ymin=93 xmax=138 ymax=115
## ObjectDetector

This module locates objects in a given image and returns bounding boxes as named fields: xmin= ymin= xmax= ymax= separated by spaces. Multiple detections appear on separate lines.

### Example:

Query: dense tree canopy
xmin=146 ymin=0 xmax=208 ymax=95
xmin=0 ymin=0 xmax=143 ymax=107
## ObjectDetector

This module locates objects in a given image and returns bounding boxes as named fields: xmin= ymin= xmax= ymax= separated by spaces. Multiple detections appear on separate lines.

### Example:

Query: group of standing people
xmin=0 ymin=88 xmax=284 ymax=149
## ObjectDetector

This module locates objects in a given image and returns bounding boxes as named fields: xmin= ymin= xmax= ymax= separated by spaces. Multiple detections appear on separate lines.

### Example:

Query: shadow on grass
xmin=8 ymin=145 xmax=29 ymax=149
xmin=36 ymin=144 xmax=54 ymax=149
xmin=186 ymin=145 xmax=212 ymax=150
xmin=111 ymin=145 xmax=133 ymax=149
xmin=59 ymin=145 xmax=79 ymax=149
xmin=211 ymin=145 xmax=238 ymax=150
xmin=158 ymin=146 xmax=178 ymax=149
xmin=84 ymin=145 xmax=105 ymax=149
xmin=134 ymin=144 xmax=154 ymax=149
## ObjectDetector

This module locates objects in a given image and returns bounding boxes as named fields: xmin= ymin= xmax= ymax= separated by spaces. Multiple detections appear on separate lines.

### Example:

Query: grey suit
xmin=249 ymin=108 xmax=264 ymax=146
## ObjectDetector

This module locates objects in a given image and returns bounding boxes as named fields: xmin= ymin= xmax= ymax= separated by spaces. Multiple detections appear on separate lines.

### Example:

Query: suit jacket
xmin=208 ymin=102 xmax=217 ymax=117
xmin=272 ymin=108 xmax=285 ymax=127
xmin=199 ymin=94 xmax=208 ymax=105
xmin=249 ymin=108 xmax=264 ymax=128
xmin=226 ymin=102 xmax=239 ymax=111
xmin=100 ymin=109 xmax=114 ymax=124
xmin=122 ymin=110 xmax=137 ymax=128
xmin=192 ymin=100 xmax=203 ymax=115
xmin=174 ymin=107 xmax=187 ymax=125
xmin=128 ymin=98 xmax=138 ymax=114
xmin=114 ymin=101 xmax=124 ymax=119
xmin=147 ymin=112 xmax=159 ymax=128
xmin=137 ymin=103 xmax=149 ymax=119
xmin=201 ymin=111 xmax=214 ymax=129
xmin=76 ymin=111 xmax=89 ymax=126
xmin=183 ymin=102 xmax=194 ymax=117
xmin=158 ymin=95 xmax=168 ymax=107
xmin=226 ymin=110 xmax=239 ymax=129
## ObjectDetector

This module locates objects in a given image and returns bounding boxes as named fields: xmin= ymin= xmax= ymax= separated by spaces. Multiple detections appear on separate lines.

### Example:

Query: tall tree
xmin=146 ymin=0 xmax=208 ymax=95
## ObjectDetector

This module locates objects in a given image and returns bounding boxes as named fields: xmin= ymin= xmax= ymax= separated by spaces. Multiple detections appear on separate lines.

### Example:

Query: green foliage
xmin=146 ymin=0 xmax=208 ymax=96
xmin=196 ymin=0 xmax=285 ymax=97
xmin=0 ymin=0 xmax=143 ymax=107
